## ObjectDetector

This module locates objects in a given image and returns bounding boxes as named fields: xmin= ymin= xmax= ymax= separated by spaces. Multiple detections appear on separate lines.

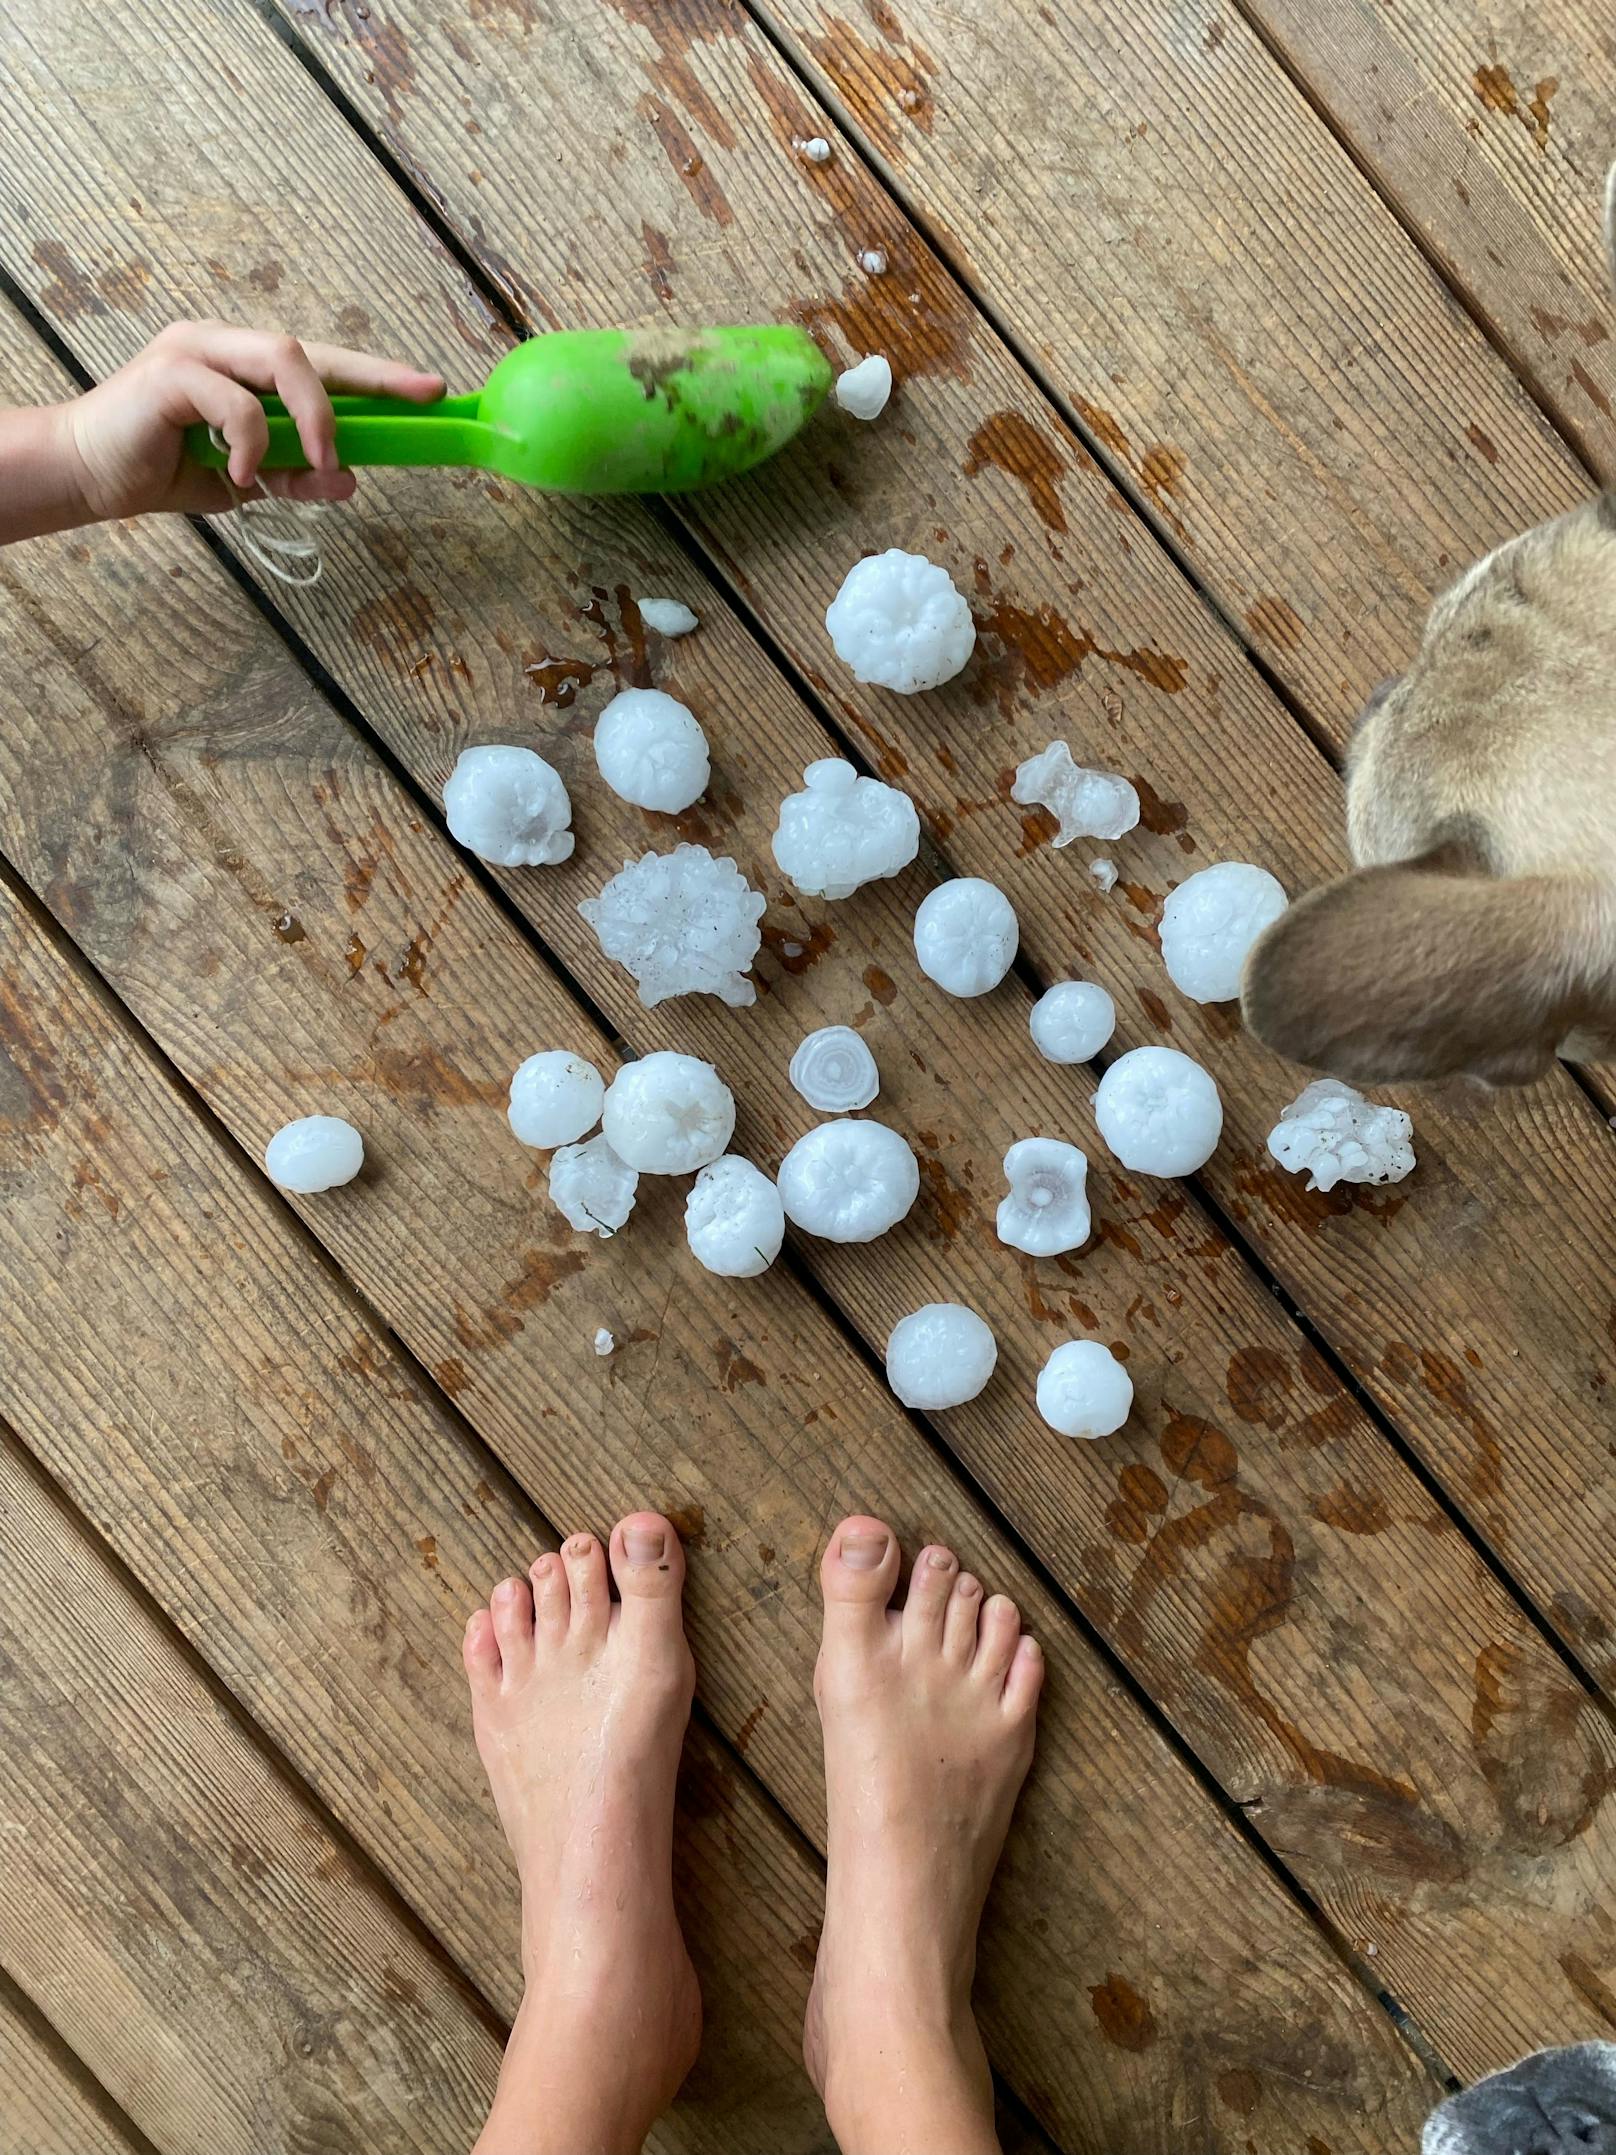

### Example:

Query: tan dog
xmin=1242 ymin=174 xmax=1616 ymax=1089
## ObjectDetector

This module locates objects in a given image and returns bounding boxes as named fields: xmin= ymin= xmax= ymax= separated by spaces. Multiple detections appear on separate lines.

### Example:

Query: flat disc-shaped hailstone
xmin=443 ymin=744 xmax=575 ymax=867
xmin=1159 ymin=861 xmax=1288 ymax=1003
xmin=1037 ymin=1340 xmax=1133 ymax=1439
xmin=593 ymin=687 xmax=710 ymax=814
xmin=913 ymin=878 xmax=1018 ymax=997
xmin=996 ymin=1139 xmax=1092 ymax=1257
xmin=265 ymin=1115 xmax=363 ymax=1193
xmin=789 ymin=1025 xmax=880 ymax=1112
xmin=602 ymin=1052 xmax=736 ymax=1175
xmin=580 ymin=845 xmax=765 ymax=1009
xmin=1094 ymin=1045 xmax=1222 ymax=1177
xmin=685 ymin=1156 xmax=786 ymax=1277
xmin=1012 ymin=742 xmax=1140 ymax=846
xmin=777 ymin=1119 xmax=919 ymax=1242
xmin=772 ymin=759 xmax=920 ymax=901
xmin=886 ymin=1303 xmax=997 ymax=1410
xmin=550 ymin=1133 xmax=639 ymax=1237
xmin=1029 ymin=981 xmax=1116 ymax=1064
xmin=1268 ymin=1079 xmax=1415 ymax=1192
xmin=507 ymin=1051 xmax=605 ymax=1149
xmin=825 ymin=549 xmax=976 ymax=693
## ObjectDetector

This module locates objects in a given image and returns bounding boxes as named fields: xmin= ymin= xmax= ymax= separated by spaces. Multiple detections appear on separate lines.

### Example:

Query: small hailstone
xmin=886 ymin=1303 xmax=997 ymax=1410
xmin=1089 ymin=858 xmax=1118 ymax=893
xmin=826 ymin=550 xmax=976 ymax=694
xmin=913 ymin=877 xmax=1018 ymax=997
xmin=550 ymin=1134 xmax=639 ymax=1237
xmin=593 ymin=687 xmax=710 ymax=814
xmin=795 ymin=135 xmax=832 ymax=162
xmin=859 ymin=248 xmax=888 ymax=274
xmin=637 ymin=597 xmax=699 ymax=637
xmin=1095 ymin=1045 xmax=1223 ymax=1177
xmin=593 ymin=1327 xmax=616 ymax=1356
xmin=789 ymin=1025 xmax=880 ymax=1112
xmin=507 ymin=1051 xmax=605 ymax=1148
xmin=771 ymin=758 xmax=920 ymax=900
xmin=443 ymin=744 xmax=574 ymax=868
xmin=580 ymin=845 xmax=764 ymax=1008
xmin=685 ymin=1155 xmax=786 ymax=1277
xmin=834 ymin=355 xmax=893 ymax=421
xmin=602 ymin=1052 xmax=735 ymax=1175
xmin=997 ymin=1138 xmax=1092 ymax=1257
xmin=264 ymin=1116 xmax=363 ymax=1194
xmin=1037 ymin=1340 xmax=1133 ymax=1440
xmin=778 ymin=1119 xmax=919 ymax=1243
xmin=1030 ymin=981 xmax=1116 ymax=1064
xmin=1013 ymin=742 xmax=1140 ymax=847
xmin=1160 ymin=862 xmax=1288 ymax=1003
xmin=1267 ymin=1079 xmax=1416 ymax=1192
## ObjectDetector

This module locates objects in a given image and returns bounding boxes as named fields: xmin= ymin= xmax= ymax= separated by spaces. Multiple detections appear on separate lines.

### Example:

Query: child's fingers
xmin=157 ymin=323 xmax=336 ymax=472
xmin=166 ymin=358 xmax=270 ymax=489
xmin=297 ymin=342 xmax=446 ymax=403
xmin=260 ymin=467 xmax=358 ymax=504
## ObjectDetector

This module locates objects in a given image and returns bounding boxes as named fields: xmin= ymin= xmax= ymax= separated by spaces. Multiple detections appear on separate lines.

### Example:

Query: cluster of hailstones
xmin=262 ymin=547 xmax=1416 ymax=1445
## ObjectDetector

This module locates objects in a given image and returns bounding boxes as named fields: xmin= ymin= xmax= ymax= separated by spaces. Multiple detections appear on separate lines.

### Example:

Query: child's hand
xmin=61 ymin=319 xmax=446 ymax=521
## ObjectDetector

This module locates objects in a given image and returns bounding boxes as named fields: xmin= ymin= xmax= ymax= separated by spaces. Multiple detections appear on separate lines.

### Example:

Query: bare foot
xmin=804 ymin=1517 xmax=1042 ymax=2155
xmin=463 ymin=1514 xmax=701 ymax=2155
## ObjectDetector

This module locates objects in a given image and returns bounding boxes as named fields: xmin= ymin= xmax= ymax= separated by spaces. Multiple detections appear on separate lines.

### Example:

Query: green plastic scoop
xmin=187 ymin=324 xmax=832 ymax=495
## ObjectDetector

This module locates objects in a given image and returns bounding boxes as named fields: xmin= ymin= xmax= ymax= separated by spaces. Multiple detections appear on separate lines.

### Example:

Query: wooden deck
xmin=1 ymin=2 xmax=1614 ymax=2148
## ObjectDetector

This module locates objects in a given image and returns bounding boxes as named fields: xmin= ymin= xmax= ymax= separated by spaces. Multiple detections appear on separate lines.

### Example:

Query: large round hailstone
xmin=685 ymin=1156 xmax=786 ymax=1277
xmin=825 ymin=549 xmax=976 ymax=693
xmin=593 ymin=688 xmax=710 ymax=814
xmin=1159 ymin=862 xmax=1288 ymax=1004
xmin=771 ymin=759 xmax=920 ymax=900
xmin=788 ymin=1025 xmax=880 ymax=1112
xmin=886 ymin=1303 xmax=997 ymax=1410
xmin=1029 ymin=981 xmax=1116 ymax=1064
xmin=1094 ymin=1045 xmax=1223 ymax=1177
xmin=996 ymin=1138 xmax=1092 ymax=1257
xmin=913 ymin=878 xmax=1018 ymax=997
xmin=264 ymin=1115 xmax=363 ymax=1194
xmin=550 ymin=1133 xmax=638 ymax=1237
xmin=443 ymin=744 xmax=575 ymax=867
xmin=777 ymin=1118 xmax=919 ymax=1243
xmin=507 ymin=1051 xmax=605 ymax=1149
xmin=1036 ymin=1340 xmax=1133 ymax=1439
xmin=580 ymin=845 xmax=765 ymax=1009
xmin=602 ymin=1052 xmax=735 ymax=1175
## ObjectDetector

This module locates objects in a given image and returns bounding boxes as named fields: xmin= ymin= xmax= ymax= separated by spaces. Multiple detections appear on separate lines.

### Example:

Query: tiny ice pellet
xmin=443 ymin=743 xmax=575 ymax=868
xmin=593 ymin=687 xmax=710 ymax=814
xmin=825 ymin=550 xmax=976 ymax=694
xmin=834 ymin=355 xmax=893 ymax=421
xmin=1094 ymin=1045 xmax=1223 ymax=1177
xmin=913 ymin=877 xmax=1018 ymax=997
xmin=1036 ymin=1339 xmax=1133 ymax=1439
xmin=886 ymin=1303 xmax=997 ymax=1410
xmin=264 ymin=1115 xmax=364 ymax=1194
xmin=1159 ymin=862 xmax=1288 ymax=1004
xmin=507 ymin=1051 xmax=605 ymax=1149
xmin=1029 ymin=981 xmax=1116 ymax=1064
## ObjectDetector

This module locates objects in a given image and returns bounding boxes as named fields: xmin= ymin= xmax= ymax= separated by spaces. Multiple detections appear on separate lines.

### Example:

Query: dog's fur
xmin=1241 ymin=172 xmax=1616 ymax=1089
xmin=1422 ymin=2040 xmax=1616 ymax=2152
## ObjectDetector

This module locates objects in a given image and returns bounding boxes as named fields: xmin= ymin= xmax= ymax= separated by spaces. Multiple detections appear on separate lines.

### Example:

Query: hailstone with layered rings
xmin=789 ymin=1025 xmax=880 ymax=1112
xmin=1095 ymin=1045 xmax=1223 ymax=1177
xmin=1012 ymin=742 xmax=1140 ymax=846
xmin=685 ymin=1156 xmax=786 ymax=1277
xmin=1159 ymin=862 xmax=1288 ymax=1004
xmin=443 ymin=744 xmax=575 ymax=868
xmin=593 ymin=688 xmax=710 ymax=814
xmin=996 ymin=1139 xmax=1092 ymax=1257
xmin=602 ymin=1052 xmax=736 ymax=1175
xmin=1037 ymin=1340 xmax=1133 ymax=1439
xmin=913 ymin=878 xmax=1019 ymax=997
xmin=1029 ymin=981 xmax=1116 ymax=1064
xmin=507 ymin=1051 xmax=605 ymax=1149
xmin=1267 ymin=1079 xmax=1416 ymax=1192
xmin=886 ymin=1303 xmax=997 ymax=1410
xmin=771 ymin=759 xmax=920 ymax=901
xmin=549 ymin=1134 xmax=639 ymax=1237
xmin=580 ymin=845 xmax=765 ymax=1009
xmin=825 ymin=549 xmax=976 ymax=693
xmin=777 ymin=1119 xmax=919 ymax=1243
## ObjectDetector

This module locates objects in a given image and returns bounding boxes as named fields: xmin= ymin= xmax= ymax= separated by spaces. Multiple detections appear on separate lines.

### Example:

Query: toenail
xmin=841 ymin=1531 xmax=889 ymax=1571
xmin=959 ymin=1577 xmax=980 ymax=1596
xmin=1023 ymin=1637 xmax=1041 ymax=1658
xmin=624 ymin=1525 xmax=666 ymax=1566
xmin=927 ymin=1549 xmax=955 ymax=1570
xmin=531 ymin=1554 xmax=553 ymax=1577
xmin=567 ymin=1535 xmax=593 ymax=1557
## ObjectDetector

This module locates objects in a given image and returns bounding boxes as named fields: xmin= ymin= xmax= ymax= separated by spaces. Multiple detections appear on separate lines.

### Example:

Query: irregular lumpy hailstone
xmin=1268 ymin=1079 xmax=1416 ymax=1193
xmin=789 ymin=1025 xmax=880 ymax=1112
xmin=826 ymin=550 xmax=976 ymax=694
xmin=1030 ymin=981 xmax=1116 ymax=1064
xmin=685 ymin=1156 xmax=786 ymax=1278
xmin=580 ymin=845 xmax=764 ymax=1008
xmin=886 ymin=1303 xmax=997 ymax=1411
xmin=1095 ymin=1045 xmax=1223 ymax=1177
xmin=1160 ymin=862 xmax=1288 ymax=1004
xmin=1012 ymin=742 xmax=1140 ymax=846
xmin=444 ymin=744 xmax=574 ymax=867
xmin=265 ymin=1115 xmax=363 ymax=1194
xmin=913 ymin=878 xmax=1018 ymax=997
xmin=636 ymin=597 xmax=698 ymax=637
xmin=507 ymin=1051 xmax=605 ymax=1148
xmin=1037 ymin=1340 xmax=1133 ymax=1439
xmin=778 ymin=1119 xmax=919 ymax=1243
xmin=834 ymin=355 xmax=892 ymax=421
xmin=593 ymin=688 xmax=710 ymax=814
xmin=550 ymin=1134 xmax=638 ymax=1237
xmin=771 ymin=759 xmax=920 ymax=900
xmin=997 ymin=1139 xmax=1092 ymax=1258
xmin=603 ymin=1052 xmax=735 ymax=1175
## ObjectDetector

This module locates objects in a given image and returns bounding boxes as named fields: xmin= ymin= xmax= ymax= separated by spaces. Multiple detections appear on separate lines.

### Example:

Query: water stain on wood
xmin=636 ymin=94 xmax=735 ymax=226
xmin=761 ymin=917 xmax=836 ymax=975
xmin=1226 ymin=1345 xmax=1293 ymax=1429
xmin=1309 ymin=1483 xmax=1392 ymax=1536
xmin=666 ymin=1503 xmax=706 ymax=1547
xmin=1244 ymin=594 xmax=1305 ymax=648
xmin=1088 ymin=1972 xmax=1156 ymax=2050
xmin=963 ymin=411 xmax=1069 ymax=533
xmin=32 ymin=240 xmax=107 ymax=323
xmin=715 ymin=1338 xmax=765 ymax=1391
xmin=352 ymin=584 xmax=437 ymax=669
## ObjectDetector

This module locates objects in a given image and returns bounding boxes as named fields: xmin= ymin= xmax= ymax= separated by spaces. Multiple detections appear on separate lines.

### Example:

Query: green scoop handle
xmin=185 ymin=324 xmax=832 ymax=495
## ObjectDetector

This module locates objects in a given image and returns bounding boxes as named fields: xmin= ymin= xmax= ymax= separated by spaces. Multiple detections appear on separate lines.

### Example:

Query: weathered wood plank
xmin=0 ymin=1977 xmax=152 ymax=2155
xmin=0 ymin=1430 xmax=502 ymax=2155
xmin=0 ymin=365 xmax=1434 ymax=2140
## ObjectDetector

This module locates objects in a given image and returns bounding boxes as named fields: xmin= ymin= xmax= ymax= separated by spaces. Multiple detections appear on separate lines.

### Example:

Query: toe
xmin=819 ymin=1515 xmax=901 ymax=1648
xmin=902 ymin=1544 xmax=958 ymax=1652
xmin=529 ymin=1550 xmax=570 ymax=1638
xmin=561 ymin=1531 xmax=609 ymax=1645
xmin=1003 ymin=1634 xmax=1045 ymax=1717
xmin=943 ymin=1572 xmax=983 ymax=1662
xmin=973 ymin=1593 xmax=1021 ymax=1686
xmin=462 ymin=1608 xmax=501 ymax=1699
xmin=490 ymin=1576 xmax=535 ymax=1681
xmin=609 ymin=1512 xmax=690 ymax=1650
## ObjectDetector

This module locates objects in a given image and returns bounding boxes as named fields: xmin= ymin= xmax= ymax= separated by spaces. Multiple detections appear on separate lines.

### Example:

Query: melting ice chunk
xmin=913 ymin=877 xmax=1018 ymax=997
xmin=602 ymin=1052 xmax=735 ymax=1175
xmin=778 ymin=1119 xmax=919 ymax=1242
xmin=508 ymin=1051 xmax=605 ymax=1149
xmin=550 ymin=1134 xmax=638 ymax=1238
xmin=1267 ymin=1079 xmax=1415 ymax=1193
xmin=636 ymin=597 xmax=699 ymax=637
xmin=1089 ymin=858 xmax=1118 ymax=894
xmin=580 ymin=846 xmax=764 ymax=1008
xmin=1012 ymin=742 xmax=1140 ymax=847
xmin=834 ymin=355 xmax=893 ymax=421
xmin=593 ymin=1327 xmax=616 ymax=1356
xmin=996 ymin=1138 xmax=1092 ymax=1257
xmin=789 ymin=1025 xmax=880 ymax=1112
xmin=1029 ymin=980 xmax=1116 ymax=1064
xmin=826 ymin=550 xmax=975 ymax=694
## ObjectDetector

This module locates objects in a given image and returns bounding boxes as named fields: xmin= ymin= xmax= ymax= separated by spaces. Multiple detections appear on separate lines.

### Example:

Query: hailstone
xmin=1094 ymin=1046 xmax=1223 ymax=1177
xmin=1030 ymin=981 xmax=1116 ymax=1064
xmin=593 ymin=1327 xmax=616 ymax=1356
xmin=826 ymin=550 xmax=976 ymax=694
xmin=443 ymin=744 xmax=574 ymax=867
xmin=507 ymin=1051 xmax=605 ymax=1149
xmin=777 ymin=1119 xmax=919 ymax=1243
xmin=795 ymin=135 xmax=833 ymax=162
xmin=637 ymin=597 xmax=699 ymax=637
xmin=580 ymin=846 xmax=765 ymax=1009
xmin=593 ymin=688 xmax=710 ymax=813
xmin=789 ymin=1025 xmax=880 ymax=1112
xmin=1012 ymin=742 xmax=1140 ymax=846
xmin=834 ymin=355 xmax=892 ymax=421
xmin=264 ymin=1116 xmax=363 ymax=1194
xmin=1089 ymin=858 xmax=1118 ymax=894
xmin=1159 ymin=862 xmax=1288 ymax=1004
xmin=913 ymin=878 xmax=1018 ymax=997
xmin=996 ymin=1138 xmax=1092 ymax=1257
xmin=886 ymin=1303 xmax=997 ymax=1410
xmin=858 ymin=248 xmax=888 ymax=274
xmin=771 ymin=759 xmax=920 ymax=901
xmin=602 ymin=1052 xmax=735 ymax=1175
xmin=1036 ymin=1340 xmax=1133 ymax=1439
xmin=1267 ymin=1079 xmax=1416 ymax=1193
xmin=550 ymin=1134 xmax=639 ymax=1237
xmin=685 ymin=1155 xmax=786 ymax=1277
